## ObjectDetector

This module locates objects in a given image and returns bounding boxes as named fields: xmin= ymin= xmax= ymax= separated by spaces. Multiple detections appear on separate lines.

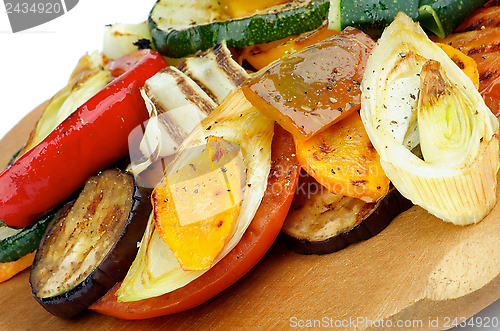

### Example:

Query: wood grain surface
xmin=1 ymin=106 xmax=500 ymax=330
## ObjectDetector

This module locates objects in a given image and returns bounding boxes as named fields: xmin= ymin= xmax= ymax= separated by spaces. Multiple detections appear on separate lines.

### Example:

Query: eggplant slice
xmin=281 ymin=171 xmax=413 ymax=255
xmin=30 ymin=168 xmax=152 ymax=318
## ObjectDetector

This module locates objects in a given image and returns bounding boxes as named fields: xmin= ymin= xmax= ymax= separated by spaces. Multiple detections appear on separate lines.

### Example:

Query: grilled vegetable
xmin=102 ymin=23 xmax=153 ymax=61
xmin=431 ymin=3 xmax=500 ymax=116
xmin=131 ymin=41 xmax=248 ymax=174
xmin=0 ymin=251 xmax=36 ymax=283
xmin=418 ymin=0 xmax=488 ymax=38
xmin=360 ymin=12 xmax=500 ymax=225
xmin=435 ymin=43 xmax=479 ymax=89
xmin=0 ymin=203 xmax=74 ymax=283
xmin=30 ymin=168 xmax=152 ymax=319
xmin=281 ymin=171 xmax=412 ymax=255
xmin=153 ymin=137 xmax=246 ymax=272
xmin=335 ymin=0 xmax=419 ymax=38
xmin=242 ymin=27 xmax=375 ymax=140
xmin=176 ymin=42 xmax=249 ymax=104
xmin=148 ymin=0 xmax=330 ymax=58
xmin=238 ymin=24 xmax=337 ymax=71
xmin=0 ymin=208 xmax=58 ymax=263
xmin=115 ymin=88 xmax=275 ymax=302
xmin=455 ymin=2 xmax=500 ymax=31
xmin=0 ymin=49 xmax=167 ymax=229
xmin=294 ymin=111 xmax=390 ymax=203
xmin=91 ymin=124 xmax=300 ymax=319
xmin=20 ymin=52 xmax=111 ymax=155
xmin=328 ymin=0 xmax=487 ymax=39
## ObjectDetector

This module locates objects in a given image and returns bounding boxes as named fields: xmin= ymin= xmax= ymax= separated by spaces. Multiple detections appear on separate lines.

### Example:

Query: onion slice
xmin=360 ymin=12 xmax=500 ymax=225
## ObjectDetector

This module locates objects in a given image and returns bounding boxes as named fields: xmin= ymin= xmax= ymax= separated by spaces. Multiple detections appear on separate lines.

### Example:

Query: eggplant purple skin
xmin=280 ymin=188 xmax=413 ymax=255
xmin=29 ymin=175 xmax=152 ymax=319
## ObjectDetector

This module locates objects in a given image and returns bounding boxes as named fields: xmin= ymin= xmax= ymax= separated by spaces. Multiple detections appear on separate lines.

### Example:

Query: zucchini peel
xmin=148 ymin=0 xmax=330 ymax=58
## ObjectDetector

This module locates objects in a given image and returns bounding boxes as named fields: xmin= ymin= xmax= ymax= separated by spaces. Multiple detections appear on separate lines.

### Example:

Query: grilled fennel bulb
xmin=360 ymin=13 xmax=500 ymax=225
xmin=117 ymin=88 xmax=274 ymax=301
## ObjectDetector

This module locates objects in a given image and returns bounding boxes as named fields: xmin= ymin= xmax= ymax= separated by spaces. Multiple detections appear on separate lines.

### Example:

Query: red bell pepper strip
xmin=0 ymin=49 xmax=167 ymax=228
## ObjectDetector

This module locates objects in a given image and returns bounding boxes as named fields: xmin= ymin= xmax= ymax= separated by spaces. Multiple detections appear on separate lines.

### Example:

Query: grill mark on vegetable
xmin=420 ymin=60 xmax=448 ymax=108
xmin=466 ymin=43 xmax=500 ymax=55
xmin=144 ymin=68 xmax=212 ymax=146
xmin=57 ymin=203 xmax=122 ymax=295
xmin=98 ymin=204 xmax=122 ymax=235
xmin=83 ymin=189 xmax=104 ymax=221
xmin=177 ymin=58 xmax=219 ymax=103
xmin=213 ymin=43 xmax=248 ymax=86
xmin=147 ymin=67 xmax=215 ymax=116
xmin=169 ymin=67 xmax=215 ymax=116
xmin=178 ymin=42 xmax=249 ymax=104
xmin=159 ymin=111 xmax=191 ymax=146
xmin=59 ymin=186 xmax=106 ymax=285
xmin=479 ymin=70 xmax=497 ymax=83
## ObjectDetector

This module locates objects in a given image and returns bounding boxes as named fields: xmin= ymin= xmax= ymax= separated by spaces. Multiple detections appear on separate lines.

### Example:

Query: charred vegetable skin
xmin=418 ymin=0 xmax=489 ymax=38
xmin=90 ymin=124 xmax=300 ymax=319
xmin=30 ymin=169 xmax=152 ymax=319
xmin=432 ymin=2 xmax=500 ymax=117
xmin=0 ymin=208 xmax=58 ymax=263
xmin=148 ymin=0 xmax=330 ymax=58
xmin=242 ymin=27 xmax=375 ymax=140
xmin=339 ymin=0 xmax=419 ymax=39
xmin=0 ymin=49 xmax=167 ymax=229
xmin=281 ymin=173 xmax=412 ymax=255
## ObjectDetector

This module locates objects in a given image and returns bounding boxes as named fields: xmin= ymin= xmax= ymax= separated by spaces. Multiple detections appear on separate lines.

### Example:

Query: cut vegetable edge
xmin=281 ymin=174 xmax=412 ymax=255
xmin=116 ymin=88 xmax=275 ymax=302
xmin=360 ymin=12 xmax=500 ymax=225
xmin=89 ymin=124 xmax=300 ymax=319
xmin=29 ymin=169 xmax=152 ymax=318
xmin=148 ymin=0 xmax=330 ymax=58
xmin=0 ymin=207 xmax=58 ymax=263
xmin=380 ymin=135 xmax=500 ymax=225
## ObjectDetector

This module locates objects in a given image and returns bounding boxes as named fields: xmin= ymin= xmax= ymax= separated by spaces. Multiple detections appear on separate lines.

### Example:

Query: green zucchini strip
xmin=149 ymin=0 xmax=330 ymax=58
xmin=418 ymin=0 xmax=489 ymax=38
xmin=340 ymin=0 xmax=419 ymax=38
xmin=0 ymin=208 xmax=58 ymax=263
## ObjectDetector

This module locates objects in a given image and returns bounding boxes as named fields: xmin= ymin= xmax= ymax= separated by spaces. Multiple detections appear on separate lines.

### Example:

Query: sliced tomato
xmin=90 ymin=124 xmax=300 ymax=319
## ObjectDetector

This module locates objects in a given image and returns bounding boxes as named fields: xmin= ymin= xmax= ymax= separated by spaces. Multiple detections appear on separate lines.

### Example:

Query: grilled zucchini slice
xmin=148 ymin=0 xmax=330 ymax=58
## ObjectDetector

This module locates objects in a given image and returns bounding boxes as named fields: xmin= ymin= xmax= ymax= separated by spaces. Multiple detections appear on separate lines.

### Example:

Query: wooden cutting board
xmin=2 ymin=105 xmax=500 ymax=330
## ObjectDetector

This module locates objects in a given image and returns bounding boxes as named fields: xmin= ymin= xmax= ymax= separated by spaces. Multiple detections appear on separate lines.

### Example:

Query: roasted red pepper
xmin=0 ymin=49 xmax=167 ymax=228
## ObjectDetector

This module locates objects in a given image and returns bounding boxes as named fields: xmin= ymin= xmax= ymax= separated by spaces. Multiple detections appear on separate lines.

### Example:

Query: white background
xmin=0 ymin=1 xmax=500 ymax=329
xmin=0 ymin=0 xmax=157 ymax=141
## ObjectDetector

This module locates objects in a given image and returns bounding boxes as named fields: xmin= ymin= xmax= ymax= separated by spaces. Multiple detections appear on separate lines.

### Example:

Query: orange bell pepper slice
xmin=0 ymin=251 xmax=36 ymax=283
xmin=294 ymin=111 xmax=390 ymax=203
